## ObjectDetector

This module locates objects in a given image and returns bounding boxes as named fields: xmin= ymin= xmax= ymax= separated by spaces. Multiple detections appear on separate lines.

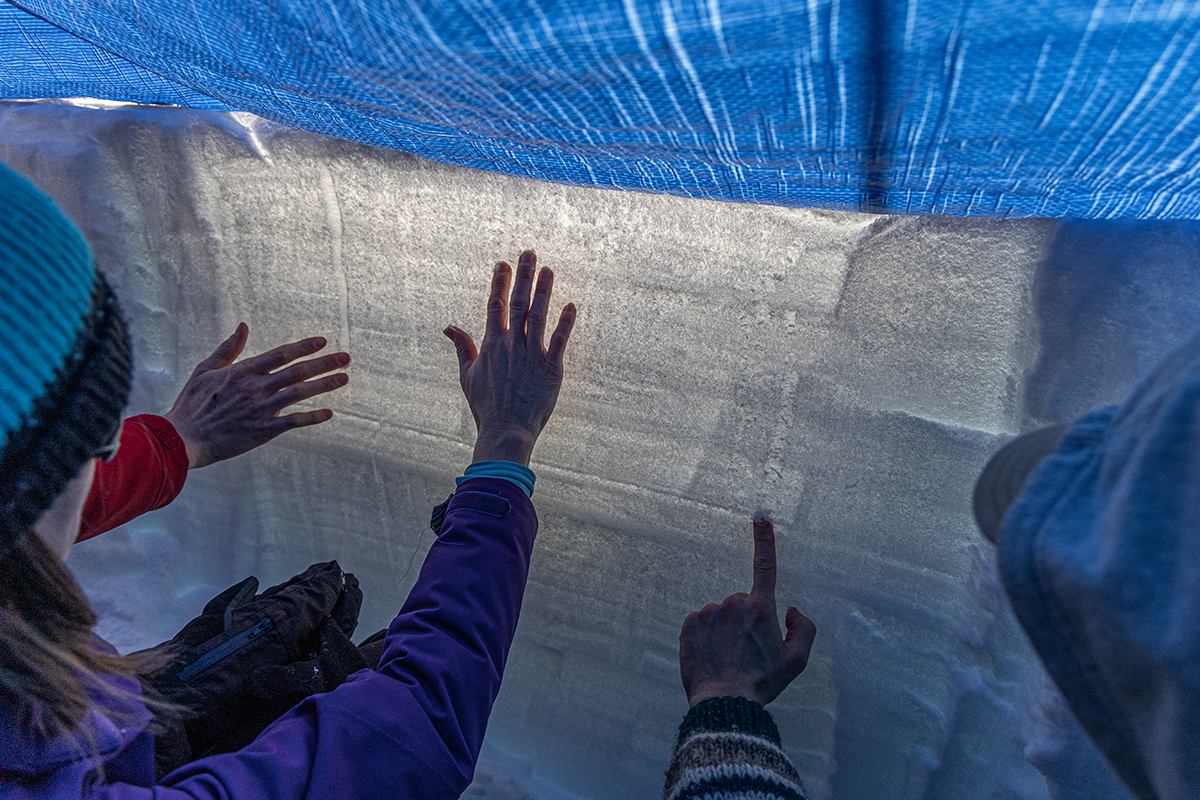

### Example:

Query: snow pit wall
xmin=6 ymin=100 xmax=1198 ymax=800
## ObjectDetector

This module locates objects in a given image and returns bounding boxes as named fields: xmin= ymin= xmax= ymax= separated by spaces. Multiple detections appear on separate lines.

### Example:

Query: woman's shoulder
xmin=1 ymin=637 xmax=154 ymax=788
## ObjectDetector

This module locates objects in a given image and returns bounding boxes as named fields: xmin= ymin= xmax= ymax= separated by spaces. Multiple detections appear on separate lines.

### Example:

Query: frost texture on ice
xmin=5 ymin=101 xmax=1197 ymax=800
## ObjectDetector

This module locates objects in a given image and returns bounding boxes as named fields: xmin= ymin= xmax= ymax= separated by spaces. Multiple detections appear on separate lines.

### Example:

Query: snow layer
xmin=5 ymin=100 xmax=1197 ymax=800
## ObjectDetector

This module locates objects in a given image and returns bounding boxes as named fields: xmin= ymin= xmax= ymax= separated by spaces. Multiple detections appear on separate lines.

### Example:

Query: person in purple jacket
xmin=0 ymin=160 xmax=576 ymax=799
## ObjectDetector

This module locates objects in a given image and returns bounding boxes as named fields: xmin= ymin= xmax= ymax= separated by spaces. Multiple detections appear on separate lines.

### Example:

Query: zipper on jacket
xmin=178 ymin=617 xmax=273 ymax=682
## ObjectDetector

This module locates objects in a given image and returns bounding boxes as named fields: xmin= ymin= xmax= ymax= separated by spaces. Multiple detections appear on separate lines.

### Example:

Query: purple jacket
xmin=0 ymin=477 xmax=536 ymax=799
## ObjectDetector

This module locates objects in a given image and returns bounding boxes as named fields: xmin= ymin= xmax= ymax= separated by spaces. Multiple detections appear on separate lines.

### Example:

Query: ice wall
xmin=5 ymin=100 xmax=1197 ymax=800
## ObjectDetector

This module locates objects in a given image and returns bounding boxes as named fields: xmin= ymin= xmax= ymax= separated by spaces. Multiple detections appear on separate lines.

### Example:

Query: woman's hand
xmin=444 ymin=250 xmax=577 ymax=466
xmin=679 ymin=518 xmax=817 ymax=707
xmin=164 ymin=323 xmax=350 ymax=469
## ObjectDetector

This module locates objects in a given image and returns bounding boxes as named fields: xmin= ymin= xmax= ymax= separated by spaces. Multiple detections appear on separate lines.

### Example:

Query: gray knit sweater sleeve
xmin=663 ymin=696 xmax=806 ymax=800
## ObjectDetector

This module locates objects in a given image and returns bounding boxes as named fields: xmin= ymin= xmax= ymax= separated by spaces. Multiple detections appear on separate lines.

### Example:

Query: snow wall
xmin=5 ymin=99 xmax=1200 ymax=800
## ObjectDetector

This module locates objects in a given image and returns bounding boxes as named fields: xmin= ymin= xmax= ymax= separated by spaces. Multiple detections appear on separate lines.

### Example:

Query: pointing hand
xmin=678 ymin=517 xmax=817 ymax=707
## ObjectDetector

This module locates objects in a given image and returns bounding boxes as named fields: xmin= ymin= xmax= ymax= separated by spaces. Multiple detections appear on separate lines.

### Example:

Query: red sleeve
xmin=77 ymin=414 xmax=190 ymax=543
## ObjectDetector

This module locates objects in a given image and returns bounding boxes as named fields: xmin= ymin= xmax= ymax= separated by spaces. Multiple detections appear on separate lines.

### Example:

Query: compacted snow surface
xmin=5 ymin=100 xmax=1199 ymax=800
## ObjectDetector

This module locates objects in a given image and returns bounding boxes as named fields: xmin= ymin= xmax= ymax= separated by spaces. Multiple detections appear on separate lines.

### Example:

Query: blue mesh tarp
xmin=4 ymin=0 xmax=1200 ymax=218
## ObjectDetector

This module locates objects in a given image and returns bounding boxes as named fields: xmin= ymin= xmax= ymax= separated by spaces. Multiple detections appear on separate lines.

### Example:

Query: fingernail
xmin=312 ymin=337 xmax=327 ymax=349
xmin=334 ymin=373 xmax=349 ymax=385
xmin=336 ymin=353 xmax=350 ymax=366
xmin=443 ymin=326 xmax=454 ymax=336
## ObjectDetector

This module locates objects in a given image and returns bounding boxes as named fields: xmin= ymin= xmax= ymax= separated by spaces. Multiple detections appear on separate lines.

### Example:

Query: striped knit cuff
xmin=664 ymin=698 xmax=804 ymax=800
xmin=676 ymin=696 xmax=781 ymax=749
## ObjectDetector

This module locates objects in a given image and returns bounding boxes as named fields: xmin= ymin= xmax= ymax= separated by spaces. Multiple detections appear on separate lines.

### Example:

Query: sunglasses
xmin=95 ymin=417 xmax=124 ymax=463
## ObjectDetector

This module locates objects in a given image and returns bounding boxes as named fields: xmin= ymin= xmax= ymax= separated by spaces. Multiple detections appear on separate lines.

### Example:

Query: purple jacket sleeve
xmin=92 ymin=476 xmax=536 ymax=800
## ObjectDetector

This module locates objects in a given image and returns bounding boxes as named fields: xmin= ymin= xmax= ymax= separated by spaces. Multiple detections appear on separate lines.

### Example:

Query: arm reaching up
xmin=82 ymin=253 xmax=576 ymax=799
xmin=78 ymin=326 xmax=350 ymax=540
xmin=443 ymin=250 xmax=576 ymax=466
xmin=665 ymin=517 xmax=817 ymax=800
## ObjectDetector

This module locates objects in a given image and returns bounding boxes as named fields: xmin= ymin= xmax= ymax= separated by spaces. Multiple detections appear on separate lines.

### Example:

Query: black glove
xmin=356 ymin=627 xmax=388 ymax=670
xmin=140 ymin=561 xmax=363 ymax=777
xmin=140 ymin=574 xmax=264 ymax=776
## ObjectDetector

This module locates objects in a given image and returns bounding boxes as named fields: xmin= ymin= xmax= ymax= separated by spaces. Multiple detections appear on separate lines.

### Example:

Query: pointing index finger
xmin=750 ymin=517 xmax=777 ymax=604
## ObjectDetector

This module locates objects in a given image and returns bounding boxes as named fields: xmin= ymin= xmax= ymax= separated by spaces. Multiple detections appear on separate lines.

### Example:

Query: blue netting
xmin=4 ymin=0 xmax=1200 ymax=218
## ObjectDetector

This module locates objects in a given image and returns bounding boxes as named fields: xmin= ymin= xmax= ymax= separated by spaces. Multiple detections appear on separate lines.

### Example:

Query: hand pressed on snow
xmin=679 ymin=518 xmax=817 ymax=707
xmin=444 ymin=250 xmax=576 ymax=467
xmin=164 ymin=323 xmax=350 ymax=469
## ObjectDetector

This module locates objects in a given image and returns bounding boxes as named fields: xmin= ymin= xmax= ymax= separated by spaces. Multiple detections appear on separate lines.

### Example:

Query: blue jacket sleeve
xmin=89 ymin=476 xmax=536 ymax=800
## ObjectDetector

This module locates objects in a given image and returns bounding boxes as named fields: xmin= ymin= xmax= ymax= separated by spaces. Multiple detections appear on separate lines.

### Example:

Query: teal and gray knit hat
xmin=0 ymin=163 xmax=131 ymax=554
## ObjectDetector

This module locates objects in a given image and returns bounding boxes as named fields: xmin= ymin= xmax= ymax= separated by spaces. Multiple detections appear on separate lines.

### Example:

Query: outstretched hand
xmin=679 ymin=518 xmax=817 ymax=707
xmin=164 ymin=323 xmax=350 ymax=469
xmin=444 ymin=250 xmax=576 ymax=466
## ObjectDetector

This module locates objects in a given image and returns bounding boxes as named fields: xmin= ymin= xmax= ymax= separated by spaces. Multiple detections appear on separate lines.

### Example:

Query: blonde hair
xmin=0 ymin=531 xmax=173 ymax=741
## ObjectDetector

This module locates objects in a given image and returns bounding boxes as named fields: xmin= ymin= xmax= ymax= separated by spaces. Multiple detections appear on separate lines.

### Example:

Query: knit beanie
xmin=0 ymin=162 xmax=132 ymax=556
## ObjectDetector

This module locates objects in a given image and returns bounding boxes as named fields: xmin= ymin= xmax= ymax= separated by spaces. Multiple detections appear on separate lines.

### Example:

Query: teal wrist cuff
xmin=456 ymin=460 xmax=535 ymax=497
